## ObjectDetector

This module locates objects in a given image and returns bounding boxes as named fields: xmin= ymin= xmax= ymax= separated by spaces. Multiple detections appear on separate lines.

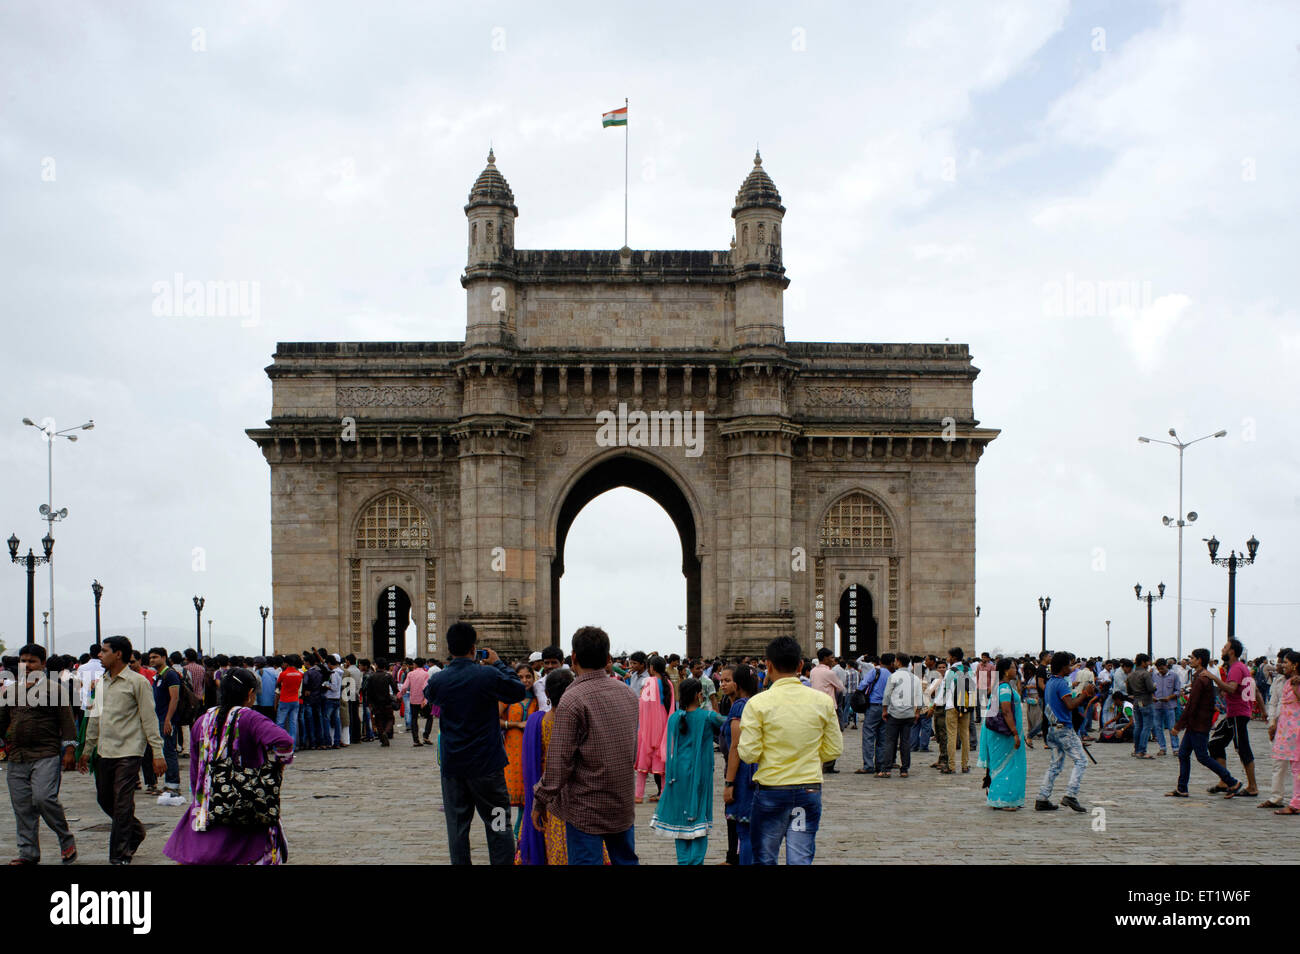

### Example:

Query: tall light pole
xmin=92 ymin=580 xmax=104 ymax=646
xmin=259 ymin=605 xmax=270 ymax=656
xmin=193 ymin=595 xmax=205 ymax=656
xmin=1038 ymin=596 xmax=1051 ymax=653
xmin=1210 ymin=606 xmax=1216 ymax=643
xmin=42 ymin=611 xmax=49 ymax=643
xmin=1134 ymin=582 xmax=1165 ymax=658
xmin=1206 ymin=535 xmax=1258 ymax=640
xmin=142 ymin=610 xmax=147 ymax=643
xmin=22 ymin=416 xmax=94 ymax=653
xmin=1105 ymin=619 xmax=1111 ymax=659
xmin=208 ymin=620 xmax=214 ymax=656
xmin=1138 ymin=426 xmax=1225 ymax=662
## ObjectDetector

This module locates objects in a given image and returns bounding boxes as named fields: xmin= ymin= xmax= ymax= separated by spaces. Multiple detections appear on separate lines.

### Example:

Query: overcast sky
xmin=2 ymin=0 xmax=1296 ymax=662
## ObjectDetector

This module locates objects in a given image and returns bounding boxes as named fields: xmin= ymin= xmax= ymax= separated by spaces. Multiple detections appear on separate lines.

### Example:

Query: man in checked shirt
xmin=531 ymin=626 xmax=640 ymax=865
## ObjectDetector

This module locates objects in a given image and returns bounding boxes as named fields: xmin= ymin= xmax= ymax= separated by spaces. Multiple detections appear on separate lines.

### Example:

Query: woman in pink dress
xmin=635 ymin=655 xmax=676 ymax=803
xmin=1270 ymin=650 xmax=1300 ymax=816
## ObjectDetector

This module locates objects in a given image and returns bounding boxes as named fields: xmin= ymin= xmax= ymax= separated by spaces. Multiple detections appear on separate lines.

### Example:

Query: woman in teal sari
xmin=650 ymin=678 xmax=724 ymax=864
xmin=978 ymin=658 xmax=1026 ymax=810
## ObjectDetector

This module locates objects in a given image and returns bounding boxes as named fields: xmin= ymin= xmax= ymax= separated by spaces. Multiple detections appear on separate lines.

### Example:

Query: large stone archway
xmin=547 ymin=450 xmax=703 ymax=657
xmin=248 ymin=150 xmax=997 ymax=660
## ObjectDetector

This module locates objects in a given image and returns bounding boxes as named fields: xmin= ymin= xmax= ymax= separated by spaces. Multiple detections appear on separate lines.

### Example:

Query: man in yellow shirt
xmin=739 ymin=636 xmax=843 ymax=865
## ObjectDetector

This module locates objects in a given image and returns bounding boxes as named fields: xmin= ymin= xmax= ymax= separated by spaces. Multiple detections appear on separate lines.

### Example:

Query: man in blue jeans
xmin=532 ymin=626 xmax=640 ymax=865
xmin=1036 ymin=651 xmax=1095 ymax=813
xmin=854 ymin=654 xmax=891 ymax=775
xmin=425 ymin=622 xmax=526 ymax=865
xmin=739 ymin=635 xmax=843 ymax=865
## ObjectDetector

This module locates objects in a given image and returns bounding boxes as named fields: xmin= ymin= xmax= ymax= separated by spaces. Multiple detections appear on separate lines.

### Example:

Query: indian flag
xmin=602 ymin=106 xmax=627 ymax=128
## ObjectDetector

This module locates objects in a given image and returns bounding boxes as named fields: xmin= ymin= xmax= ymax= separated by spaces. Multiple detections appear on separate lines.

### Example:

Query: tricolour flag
xmin=602 ymin=106 xmax=627 ymax=128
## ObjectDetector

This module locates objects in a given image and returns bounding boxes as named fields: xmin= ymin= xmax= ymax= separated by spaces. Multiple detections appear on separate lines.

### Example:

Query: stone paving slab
xmin=1 ymin=720 xmax=1292 ymax=865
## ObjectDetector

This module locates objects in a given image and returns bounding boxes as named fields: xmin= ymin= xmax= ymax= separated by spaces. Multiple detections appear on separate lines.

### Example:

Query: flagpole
xmin=623 ymin=97 xmax=629 ymax=248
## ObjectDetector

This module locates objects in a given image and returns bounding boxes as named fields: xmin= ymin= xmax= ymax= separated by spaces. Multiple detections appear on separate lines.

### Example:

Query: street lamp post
xmin=208 ymin=620 xmax=213 ymax=656
xmin=259 ymin=605 xmax=270 ymax=656
xmin=1210 ymin=606 xmax=1216 ymax=643
xmin=92 ymin=580 xmax=103 ymax=645
xmin=1105 ymin=619 xmax=1111 ymax=659
xmin=1206 ymin=535 xmax=1258 ymax=640
xmin=193 ymin=595 xmax=205 ymax=656
xmin=1138 ymin=426 xmax=1225 ymax=662
xmin=1134 ymin=582 xmax=1166 ymax=658
xmin=1038 ymin=596 xmax=1051 ymax=653
xmin=142 ymin=610 xmax=147 ymax=642
xmin=8 ymin=533 xmax=53 ymax=644
xmin=42 ymin=611 xmax=49 ymax=643
xmin=22 ymin=416 xmax=94 ymax=653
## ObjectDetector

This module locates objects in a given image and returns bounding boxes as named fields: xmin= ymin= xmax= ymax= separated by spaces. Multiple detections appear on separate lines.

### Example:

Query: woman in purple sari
xmin=164 ymin=668 xmax=295 ymax=865
xmin=516 ymin=707 xmax=547 ymax=865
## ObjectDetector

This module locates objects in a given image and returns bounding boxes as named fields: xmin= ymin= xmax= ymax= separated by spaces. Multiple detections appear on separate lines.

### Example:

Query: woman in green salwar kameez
xmin=650 ymin=678 xmax=725 ymax=864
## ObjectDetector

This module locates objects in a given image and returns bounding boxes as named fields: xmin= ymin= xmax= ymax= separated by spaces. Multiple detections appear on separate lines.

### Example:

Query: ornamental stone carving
xmin=803 ymin=386 xmax=910 ymax=410
xmin=337 ymin=385 xmax=447 ymax=408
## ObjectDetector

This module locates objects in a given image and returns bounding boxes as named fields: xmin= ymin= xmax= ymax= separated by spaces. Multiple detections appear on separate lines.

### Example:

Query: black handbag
xmin=986 ymin=684 xmax=1015 ymax=735
xmin=206 ymin=708 xmax=283 ymax=827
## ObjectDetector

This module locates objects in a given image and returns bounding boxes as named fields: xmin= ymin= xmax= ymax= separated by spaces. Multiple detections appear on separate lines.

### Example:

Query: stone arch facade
xmin=541 ymin=446 xmax=709 ymax=657
xmin=249 ymin=151 xmax=997 ymax=660
xmin=344 ymin=490 xmax=440 ymax=660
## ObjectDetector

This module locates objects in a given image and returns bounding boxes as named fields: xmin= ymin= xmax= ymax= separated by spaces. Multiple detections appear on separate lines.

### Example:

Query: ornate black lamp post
xmin=1038 ymin=596 xmax=1051 ymax=653
xmin=259 ymin=605 xmax=270 ymax=656
xmin=1206 ymin=535 xmax=1258 ymax=640
xmin=9 ymin=533 xmax=53 ymax=645
xmin=193 ymin=595 xmax=205 ymax=656
xmin=92 ymin=579 xmax=104 ymax=645
xmin=1134 ymin=582 xmax=1165 ymax=658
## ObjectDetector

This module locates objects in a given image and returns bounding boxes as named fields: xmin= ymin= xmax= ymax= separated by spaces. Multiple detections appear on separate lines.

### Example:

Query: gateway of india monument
xmin=248 ymin=151 xmax=998 ymax=662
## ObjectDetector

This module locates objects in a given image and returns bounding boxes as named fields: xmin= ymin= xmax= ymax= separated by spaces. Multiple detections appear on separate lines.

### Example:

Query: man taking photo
xmin=425 ymin=622 xmax=526 ymax=865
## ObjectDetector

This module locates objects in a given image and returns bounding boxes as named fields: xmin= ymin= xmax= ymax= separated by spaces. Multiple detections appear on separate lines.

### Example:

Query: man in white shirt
xmin=76 ymin=645 xmax=104 ymax=713
xmin=878 ymin=653 xmax=924 ymax=777
xmin=533 ymin=646 xmax=566 ymax=713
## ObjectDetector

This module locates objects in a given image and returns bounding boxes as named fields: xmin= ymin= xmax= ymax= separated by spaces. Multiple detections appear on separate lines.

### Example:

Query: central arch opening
xmin=553 ymin=454 xmax=701 ymax=658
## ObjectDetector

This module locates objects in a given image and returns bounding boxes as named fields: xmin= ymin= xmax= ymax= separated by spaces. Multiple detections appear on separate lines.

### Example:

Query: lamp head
xmin=1162 ymin=516 xmax=1172 ymax=526
xmin=1134 ymin=583 xmax=1142 ymax=598
xmin=82 ymin=421 xmax=94 ymax=430
xmin=21 ymin=418 xmax=34 ymax=426
xmin=1158 ymin=582 xmax=1166 ymax=598
xmin=1247 ymin=535 xmax=1259 ymax=561
xmin=39 ymin=504 xmax=49 ymax=516
xmin=1137 ymin=437 xmax=1151 ymax=444
xmin=41 ymin=534 xmax=54 ymax=558
xmin=66 ymin=435 xmax=77 ymax=442
xmin=1213 ymin=430 xmax=1226 ymax=438
xmin=194 ymin=595 xmax=205 ymax=612
xmin=1187 ymin=511 xmax=1197 ymax=522
xmin=1168 ymin=427 xmax=1177 ymax=438
xmin=92 ymin=579 xmax=103 ymax=598
xmin=1207 ymin=536 xmax=1220 ymax=561
xmin=259 ymin=605 xmax=270 ymax=619
xmin=6 ymin=534 xmax=18 ymax=559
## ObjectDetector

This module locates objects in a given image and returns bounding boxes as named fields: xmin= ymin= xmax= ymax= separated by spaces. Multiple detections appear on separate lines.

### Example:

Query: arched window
xmin=742 ymin=224 xmax=749 ymax=245
xmin=355 ymin=493 xmax=431 ymax=550
xmin=486 ymin=220 xmax=494 ymax=243
xmin=819 ymin=492 xmax=894 ymax=549
xmin=757 ymin=222 xmax=766 ymax=245
xmin=471 ymin=223 xmax=477 ymax=244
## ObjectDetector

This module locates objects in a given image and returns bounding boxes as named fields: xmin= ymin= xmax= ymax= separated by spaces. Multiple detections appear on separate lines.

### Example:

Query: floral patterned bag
xmin=205 ymin=708 xmax=282 ymax=827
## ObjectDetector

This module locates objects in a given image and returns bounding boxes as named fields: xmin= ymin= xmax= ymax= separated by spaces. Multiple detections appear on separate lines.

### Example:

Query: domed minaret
xmin=730 ymin=150 xmax=787 ymax=351
xmin=463 ymin=149 xmax=518 ymax=348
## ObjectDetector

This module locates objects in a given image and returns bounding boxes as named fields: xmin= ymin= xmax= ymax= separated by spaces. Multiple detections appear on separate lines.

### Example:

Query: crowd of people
xmin=1 ymin=629 xmax=1296 ymax=865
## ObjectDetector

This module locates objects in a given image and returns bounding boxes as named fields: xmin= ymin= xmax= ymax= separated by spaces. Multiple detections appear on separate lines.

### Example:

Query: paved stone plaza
xmin=1 ymin=720 xmax=1292 ymax=865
